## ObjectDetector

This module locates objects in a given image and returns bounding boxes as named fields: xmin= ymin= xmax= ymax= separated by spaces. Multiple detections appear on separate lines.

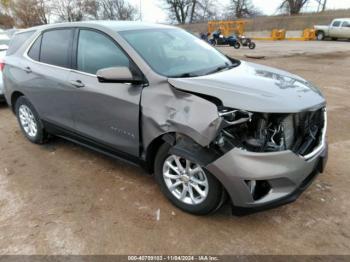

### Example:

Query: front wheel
xmin=316 ymin=31 xmax=325 ymax=41
xmin=249 ymin=42 xmax=256 ymax=49
xmin=154 ymin=143 xmax=224 ymax=215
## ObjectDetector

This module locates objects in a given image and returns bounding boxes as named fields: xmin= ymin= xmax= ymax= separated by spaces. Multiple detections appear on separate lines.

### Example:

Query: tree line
xmin=0 ymin=0 xmax=138 ymax=28
xmin=0 ymin=0 xmax=331 ymax=28
xmin=164 ymin=0 xmax=330 ymax=24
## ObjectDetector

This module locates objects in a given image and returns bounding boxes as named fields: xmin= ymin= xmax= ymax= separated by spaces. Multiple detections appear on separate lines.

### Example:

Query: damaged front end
xmin=213 ymin=107 xmax=327 ymax=159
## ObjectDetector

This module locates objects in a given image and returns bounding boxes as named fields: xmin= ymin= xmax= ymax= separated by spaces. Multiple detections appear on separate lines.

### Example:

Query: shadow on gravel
xmin=0 ymin=102 xmax=9 ymax=110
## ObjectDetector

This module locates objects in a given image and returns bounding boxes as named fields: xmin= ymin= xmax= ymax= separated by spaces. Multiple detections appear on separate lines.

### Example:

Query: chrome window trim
xmin=23 ymin=30 xmax=97 ymax=78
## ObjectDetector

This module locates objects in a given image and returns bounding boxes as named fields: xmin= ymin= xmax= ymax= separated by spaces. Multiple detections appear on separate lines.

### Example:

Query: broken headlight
xmin=215 ymin=108 xmax=293 ymax=153
xmin=215 ymin=107 xmax=325 ymax=155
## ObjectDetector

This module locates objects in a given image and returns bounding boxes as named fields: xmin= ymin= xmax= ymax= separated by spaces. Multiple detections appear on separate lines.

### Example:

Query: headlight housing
xmin=214 ymin=107 xmax=325 ymax=156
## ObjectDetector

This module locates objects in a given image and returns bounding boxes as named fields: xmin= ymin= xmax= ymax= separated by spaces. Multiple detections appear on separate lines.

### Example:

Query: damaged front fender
xmin=141 ymin=83 xmax=223 ymax=152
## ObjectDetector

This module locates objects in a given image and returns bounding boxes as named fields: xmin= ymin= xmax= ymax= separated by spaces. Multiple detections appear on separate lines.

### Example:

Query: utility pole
xmin=140 ymin=0 xmax=142 ymax=21
xmin=322 ymin=0 xmax=327 ymax=12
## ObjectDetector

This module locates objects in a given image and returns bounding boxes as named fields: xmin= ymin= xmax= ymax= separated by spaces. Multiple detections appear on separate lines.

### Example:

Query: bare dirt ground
xmin=0 ymin=41 xmax=349 ymax=255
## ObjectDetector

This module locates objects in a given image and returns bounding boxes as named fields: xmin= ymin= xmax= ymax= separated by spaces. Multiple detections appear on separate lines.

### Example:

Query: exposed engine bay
xmin=214 ymin=107 xmax=326 ymax=156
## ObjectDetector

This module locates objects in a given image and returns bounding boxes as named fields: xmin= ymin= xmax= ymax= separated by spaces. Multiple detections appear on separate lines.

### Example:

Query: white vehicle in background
xmin=315 ymin=18 xmax=350 ymax=40
xmin=0 ymin=33 xmax=10 ymax=102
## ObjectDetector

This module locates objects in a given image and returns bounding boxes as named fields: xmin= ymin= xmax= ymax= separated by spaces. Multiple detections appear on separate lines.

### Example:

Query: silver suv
xmin=3 ymin=22 xmax=328 ymax=215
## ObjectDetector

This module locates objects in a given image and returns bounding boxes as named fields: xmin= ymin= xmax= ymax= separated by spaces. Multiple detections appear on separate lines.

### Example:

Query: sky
xmin=129 ymin=0 xmax=350 ymax=23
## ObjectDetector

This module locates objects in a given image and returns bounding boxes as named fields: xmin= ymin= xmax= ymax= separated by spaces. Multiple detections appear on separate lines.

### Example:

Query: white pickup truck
xmin=314 ymin=18 xmax=350 ymax=40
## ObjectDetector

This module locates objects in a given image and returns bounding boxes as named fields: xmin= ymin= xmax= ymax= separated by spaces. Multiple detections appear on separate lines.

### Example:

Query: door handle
xmin=24 ymin=66 xmax=32 ymax=73
xmin=69 ymin=80 xmax=85 ymax=88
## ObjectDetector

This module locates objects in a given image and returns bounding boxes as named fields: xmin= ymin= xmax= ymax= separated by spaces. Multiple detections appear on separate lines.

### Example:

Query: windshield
xmin=120 ymin=28 xmax=238 ymax=77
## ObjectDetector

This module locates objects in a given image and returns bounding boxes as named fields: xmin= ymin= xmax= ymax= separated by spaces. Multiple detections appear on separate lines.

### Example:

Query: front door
xmin=330 ymin=20 xmax=342 ymax=38
xmin=68 ymin=29 xmax=143 ymax=157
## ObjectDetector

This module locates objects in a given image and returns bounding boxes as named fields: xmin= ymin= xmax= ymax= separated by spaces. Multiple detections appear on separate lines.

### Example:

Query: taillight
xmin=0 ymin=59 xmax=4 ymax=71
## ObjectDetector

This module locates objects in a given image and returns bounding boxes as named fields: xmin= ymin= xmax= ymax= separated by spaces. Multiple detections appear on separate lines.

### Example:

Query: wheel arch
xmin=316 ymin=30 xmax=325 ymax=38
xmin=144 ymin=131 xmax=214 ymax=174
xmin=10 ymin=91 xmax=25 ymax=113
xmin=144 ymin=132 xmax=176 ymax=174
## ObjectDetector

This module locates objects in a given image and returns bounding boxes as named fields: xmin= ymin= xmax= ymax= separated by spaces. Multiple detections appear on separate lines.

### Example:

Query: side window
xmin=28 ymin=35 xmax=42 ymax=61
xmin=77 ymin=29 xmax=130 ymax=75
xmin=40 ymin=29 xmax=73 ymax=68
xmin=7 ymin=31 xmax=35 ymax=55
xmin=342 ymin=21 xmax=350 ymax=28
xmin=332 ymin=21 xmax=341 ymax=27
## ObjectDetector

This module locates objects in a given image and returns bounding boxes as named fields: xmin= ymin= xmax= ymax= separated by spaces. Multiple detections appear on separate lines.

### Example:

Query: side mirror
xmin=96 ymin=67 xmax=144 ymax=84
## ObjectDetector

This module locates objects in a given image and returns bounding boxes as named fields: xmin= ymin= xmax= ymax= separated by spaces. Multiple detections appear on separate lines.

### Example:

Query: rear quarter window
xmin=7 ymin=31 xmax=35 ymax=55
xmin=28 ymin=35 xmax=42 ymax=61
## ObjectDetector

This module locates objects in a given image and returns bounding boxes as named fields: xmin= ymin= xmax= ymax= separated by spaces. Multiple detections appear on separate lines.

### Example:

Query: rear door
xmin=22 ymin=28 xmax=75 ymax=129
xmin=340 ymin=21 xmax=350 ymax=39
xmin=68 ymin=29 xmax=143 ymax=156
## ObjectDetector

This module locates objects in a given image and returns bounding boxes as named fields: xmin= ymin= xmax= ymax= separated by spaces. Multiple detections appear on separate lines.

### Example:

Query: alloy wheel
xmin=18 ymin=105 xmax=38 ymax=138
xmin=162 ymin=155 xmax=209 ymax=205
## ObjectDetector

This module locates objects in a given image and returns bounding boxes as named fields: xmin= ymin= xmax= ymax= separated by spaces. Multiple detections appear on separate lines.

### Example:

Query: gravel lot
xmin=0 ymin=40 xmax=349 ymax=255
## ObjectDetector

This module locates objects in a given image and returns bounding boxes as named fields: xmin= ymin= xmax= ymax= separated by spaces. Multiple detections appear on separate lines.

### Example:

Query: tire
xmin=249 ymin=42 xmax=256 ymax=49
xmin=316 ymin=31 xmax=325 ymax=41
xmin=15 ymin=96 xmax=47 ymax=144
xmin=154 ymin=143 xmax=224 ymax=215
xmin=233 ymin=42 xmax=241 ymax=49
xmin=331 ymin=37 xmax=338 ymax=41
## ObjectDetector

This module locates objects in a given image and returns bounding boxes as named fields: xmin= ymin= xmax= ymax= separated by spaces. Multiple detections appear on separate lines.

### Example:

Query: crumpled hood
xmin=168 ymin=61 xmax=326 ymax=113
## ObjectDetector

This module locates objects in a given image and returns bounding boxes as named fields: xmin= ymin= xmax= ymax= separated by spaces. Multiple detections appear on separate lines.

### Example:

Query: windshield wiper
xmin=169 ymin=63 xmax=236 ymax=78
xmin=205 ymin=63 xmax=235 ymax=75
xmin=169 ymin=72 xmax=199 ymax=78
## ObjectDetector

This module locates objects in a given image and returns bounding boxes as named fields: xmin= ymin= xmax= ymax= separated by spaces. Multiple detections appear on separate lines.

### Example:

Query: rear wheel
xmin=15 ymin=96 xmax=47 ymax=144
xmin=154 ymin=143 xmax=224 ymax=215
xmin=233 ymin=42 xmax=241 ymax=49
xmin=316 ymin=31 xmax=325 ymax=41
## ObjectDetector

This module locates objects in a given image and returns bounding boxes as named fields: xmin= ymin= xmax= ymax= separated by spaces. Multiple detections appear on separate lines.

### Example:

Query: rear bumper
xmin=207 ymin=142 xmax=328 ymax=215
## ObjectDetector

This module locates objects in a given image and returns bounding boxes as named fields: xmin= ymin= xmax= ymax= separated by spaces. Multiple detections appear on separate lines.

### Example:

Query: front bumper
xmin=207 ymin=143 xmax=328 ymax=215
